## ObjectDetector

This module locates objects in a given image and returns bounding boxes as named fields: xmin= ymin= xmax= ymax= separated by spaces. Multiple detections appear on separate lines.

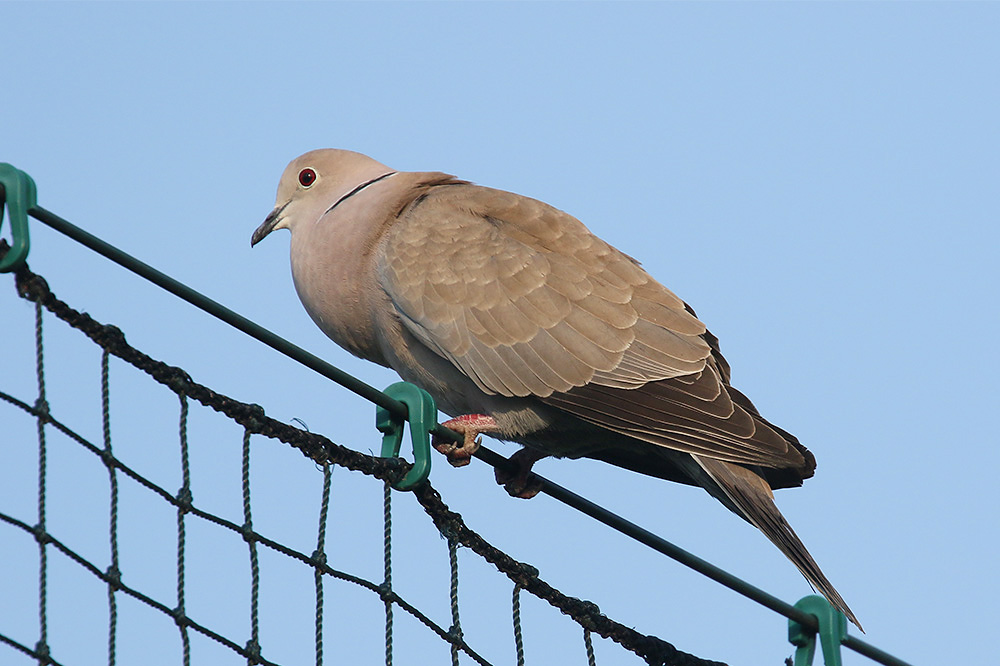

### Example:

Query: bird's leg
xmin=495 ymin=447 xmax=547 ymax=499
xmin=433 ymin=414 xmax=500 ymax=467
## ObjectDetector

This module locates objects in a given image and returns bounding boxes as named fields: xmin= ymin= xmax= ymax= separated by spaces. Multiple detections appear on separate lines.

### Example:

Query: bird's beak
xmin=251 ymin=202 xmax=288 ymax=247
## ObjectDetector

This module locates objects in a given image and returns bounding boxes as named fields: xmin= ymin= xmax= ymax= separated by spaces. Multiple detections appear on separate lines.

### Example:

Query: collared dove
xmin=251 ymin=149 xmax=860 ymax=628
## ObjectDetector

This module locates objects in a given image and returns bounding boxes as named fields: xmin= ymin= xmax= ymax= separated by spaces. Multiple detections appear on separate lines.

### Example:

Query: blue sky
xmin=2 ymin=3 xmax=998 ymax=665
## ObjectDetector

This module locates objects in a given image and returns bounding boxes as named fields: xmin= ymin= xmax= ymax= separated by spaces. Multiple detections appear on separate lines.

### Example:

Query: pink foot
xmin=495 ymin=447 xmax=547 ymax=499
xmin=434 ymin=414 xmax=500 ymax=468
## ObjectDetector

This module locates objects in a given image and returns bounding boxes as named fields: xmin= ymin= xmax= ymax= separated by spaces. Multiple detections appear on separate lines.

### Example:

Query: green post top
xmin=788 ymin=595 xmax=848 ymax=666
xmin=0 ymin=163 xmax=37 ymax=273
xmin=377 ymin=382 xmax=436 ymax=491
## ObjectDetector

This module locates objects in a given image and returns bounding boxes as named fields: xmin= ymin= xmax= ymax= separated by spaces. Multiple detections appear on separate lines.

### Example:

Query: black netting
xmin=1 ymin=247 xmax=723 ymax=666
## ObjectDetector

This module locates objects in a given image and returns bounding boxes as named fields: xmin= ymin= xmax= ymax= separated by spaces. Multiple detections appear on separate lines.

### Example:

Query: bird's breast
xmin=289 ymin=231 xmax=390 ymax=366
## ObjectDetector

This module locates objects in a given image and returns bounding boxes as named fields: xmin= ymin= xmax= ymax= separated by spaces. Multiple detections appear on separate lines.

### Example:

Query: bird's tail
xmin=693 ymin=455 xmax=863 ymax=631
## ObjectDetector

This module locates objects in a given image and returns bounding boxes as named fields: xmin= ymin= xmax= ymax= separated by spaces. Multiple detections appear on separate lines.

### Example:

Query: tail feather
xmin=693 ymin=455 xmax=863 ymax=631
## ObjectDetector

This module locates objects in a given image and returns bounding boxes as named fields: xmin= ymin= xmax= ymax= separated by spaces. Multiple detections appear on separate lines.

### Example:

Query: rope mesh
xmin=448 ymin=537 xmax=462 ymax=666
xmin=242 ymin=428 xmax=262 ymax=663
xmin=382 ymin=481 xmax=394 ymax=666
xmin=176 ymin=394 xmax=192 ymax=666
xmin=513 ymin=585 xmax=525 ymax=666
xmin=34 ymin=300 xmax=51 ymax=664
xmin=313 ymin=464 xmax=331 ymax=666
xmin=1 ymin=249 xmax=724 ymax=666
xmin=584 ymin=629 xmax=597 ymax=666
xmin=101 ymin=351 xmax=119 ymax=666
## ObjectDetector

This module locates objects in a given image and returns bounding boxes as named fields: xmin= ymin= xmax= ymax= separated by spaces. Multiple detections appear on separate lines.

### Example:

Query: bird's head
xmin=251 ymin=149 xmax=396 ymax=247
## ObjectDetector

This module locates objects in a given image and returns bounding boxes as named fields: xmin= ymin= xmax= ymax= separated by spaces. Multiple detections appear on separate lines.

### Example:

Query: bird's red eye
xmin=298 ymin=168 xmax=317 ymax=187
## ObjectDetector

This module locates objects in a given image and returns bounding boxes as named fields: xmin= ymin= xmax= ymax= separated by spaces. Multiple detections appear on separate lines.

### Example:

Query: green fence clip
xmin=0 ymin=164 xmax=37 ymax=273
xmin=377 ymin=382 xmax=436 ymax=491
xmin=788 ymin=595 xmax=848 ymax=666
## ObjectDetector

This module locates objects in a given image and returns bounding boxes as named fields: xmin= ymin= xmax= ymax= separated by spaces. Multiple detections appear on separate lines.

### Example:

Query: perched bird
xmin=251 ymin=149 xmax=860 ymax=628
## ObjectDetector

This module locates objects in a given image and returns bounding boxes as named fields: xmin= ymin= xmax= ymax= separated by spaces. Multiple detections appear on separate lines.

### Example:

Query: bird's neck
xmin=288 ymin=171 xmax=456 ymax=365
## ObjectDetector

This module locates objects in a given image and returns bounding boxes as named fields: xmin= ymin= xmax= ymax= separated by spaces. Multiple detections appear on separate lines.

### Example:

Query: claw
xmin=433 ymin=414 xmax=499 ymax=468
xmin=495 ymin=447 xmax=547 ymax=499
xmin=432 ymin=416 xmax=547 ymax=497
xmin=433 ymin=429 xmax=480 ymax=467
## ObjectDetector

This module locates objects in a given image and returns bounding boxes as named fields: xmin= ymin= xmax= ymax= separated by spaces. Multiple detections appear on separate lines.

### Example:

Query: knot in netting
xmin=33 ymin=640 xmax=50 ymax=660
xmin=376 ymin=582 xmax=397 ymax=604
xmin=518 ymin=563 xmax=540 ymax=578
xmin=105 ymin=565 xmax=122 ymax=590
xmin=170 ymin=605 xmax=188 ymax=628
xmin=310 ymin=548 xmax=327 ymax=568
xmin=162 ymin=367 xmax=193 ymax=395
xmin=96 ymin=323 xmax=127 ymax=348
xmin=380 ymin=456 xmax=408 ymax=485
xmin=31 ymin=523 xmax=51 ymax=545
xmin=447 ymin=624 xmax=464 ymax=643
xmin=240 ymin=521 xmax=257 ymax=544
xmin=438 ymin=523 xmax=461 ymax=542
xmin=32 ymin=397 xmax=50 ymax=420
xmin=244 ymin=639 xmax=262 ymax=663
xmin=175 ymin=486 xmax=193 ymax=512
xmin=14 ymin=269 xmax=49 ymax=302
xmin=242 ymin=403 xmax=267 ymax=432
xmin=633 ymin=634 xmax=691 ymax=666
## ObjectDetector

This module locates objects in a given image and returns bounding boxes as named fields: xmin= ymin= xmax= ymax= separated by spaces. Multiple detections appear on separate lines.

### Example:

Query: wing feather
xmin=379 ymin=182 xmax=803 ymax=468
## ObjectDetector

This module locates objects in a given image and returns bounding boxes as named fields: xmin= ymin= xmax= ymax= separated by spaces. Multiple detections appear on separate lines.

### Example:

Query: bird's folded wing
xmin=379 ymin=183 xmax=801 ymax=468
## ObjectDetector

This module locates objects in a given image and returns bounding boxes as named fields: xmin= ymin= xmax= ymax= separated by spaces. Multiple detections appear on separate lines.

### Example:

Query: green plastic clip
xmin=788 ymin=595 xmax=848 ymax=666
xmin=377 ymin=382 xmax=436 ymax=491
xmin=0 ymin=163 xmax=37 ymax=273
